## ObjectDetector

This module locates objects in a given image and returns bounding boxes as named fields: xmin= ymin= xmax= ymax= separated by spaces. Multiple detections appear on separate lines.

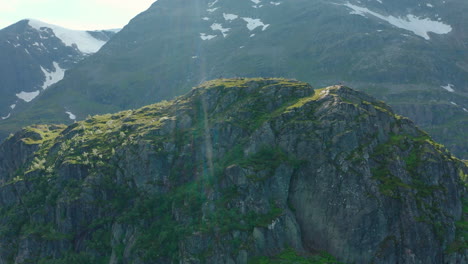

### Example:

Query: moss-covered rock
xmin=0 ymin=78 xmax=466 ymax=264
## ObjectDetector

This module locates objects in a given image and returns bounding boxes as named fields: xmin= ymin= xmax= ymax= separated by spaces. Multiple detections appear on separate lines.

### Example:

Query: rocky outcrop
xmin=0 ymin=78 xmax=466 ymax=264
xmin=391 ymin=102 xmax=468 ymax=160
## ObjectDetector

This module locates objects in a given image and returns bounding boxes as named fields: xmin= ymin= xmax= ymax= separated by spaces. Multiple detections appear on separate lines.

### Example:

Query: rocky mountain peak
xmin=0 ymin=78 xmax=466 ymax=263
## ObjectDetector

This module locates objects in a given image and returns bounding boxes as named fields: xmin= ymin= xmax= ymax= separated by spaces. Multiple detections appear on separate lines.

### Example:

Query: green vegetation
xmin=38 ymin=252 xmax=110 ymax=264
xmin=239 ymin=146 xmax=304 ymax=176
xmin=371 ymin=167 xmax=410 ymax=198
xmin=200 ymin=78 xmax=310 ymax=90
xmin=371 ymin=132 xmax=451 ymax=198
xmin=240 ymin=146 xmax=289 ymax=172
xmin=249 ymin=248 xmax=344 ymax=264
xmin=21 ymin=223 xmax=72 ymax=241
xmin=20 ymin=125 xmax=66 ymax=145
xmin=115 ymin=181 xmax=284 ymax=261
xmin=285 ymin=87 xmax=328 ymax=111
xmin=198 ymin=80 xmax=315 ymax=133
xmin=13 ymin=78 xmax=314 ymax=175
xmin=447 ymin=197 xmax=468 ymax=253
xmin=370 ymin=128 xmax=467 ymax=249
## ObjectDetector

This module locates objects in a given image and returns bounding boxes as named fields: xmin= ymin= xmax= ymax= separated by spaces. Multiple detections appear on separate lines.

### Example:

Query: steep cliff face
xmin=0 ymin=79 xmax=466 ymax=264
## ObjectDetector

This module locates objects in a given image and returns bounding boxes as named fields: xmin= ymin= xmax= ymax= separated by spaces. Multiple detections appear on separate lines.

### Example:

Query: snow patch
xmin=208 ymin=0 xmax=219 ymax=8
xmin=207 ymin=8 xmax=219 ymax=13
xmin=1 ymin=113 xmax=11 ymax=120
xmin=251 ymin=0 xmax=261 ymax=4
xmin=211 ymin=23 xmax=230 ymax=37
xmin=463 ymin=108 xmax=468 ymax=113
xmin=450 ymin=102 xmax=457 ymax=106
xmin=376 ymin=0 xmax=383 ymax=3
xmin=28 ymin=19 xmax=106 ymax=54
xmin=200 ymin=33 xmax=217 ymax=40
xmin=426 ymin=3 xmax=433 ymax=8
xmin=40 ymin=62 xmax=65 ymax=90
xmin=16 ymin=90 xmax=40 ymax=102
xmin=65 ymin=111 xmax=76 ymax=120
xmin=343 ymin=3 xmax=452 ymax=40
xmin=441 ymin=84 xmax=455 ymax=92
xmin=268 ymin=218 xmax=280 ymax=230
xmin=223 ymin=13 xmax=239 ymax=21
xmin=10 ymin=104 xmax=16 ymax=110
xmin=270 ymin=1 xmax=281 ymax=5
xmin=250 ymin=34 xmax=256 ymax=37
xmin=202 ymin=17 xmax=210 ymax=21
xmin=242 ymin=18 xmax=270 ymax=31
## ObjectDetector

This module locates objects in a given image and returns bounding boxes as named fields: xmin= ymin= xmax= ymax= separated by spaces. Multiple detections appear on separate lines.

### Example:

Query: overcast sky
xmin=0 ymin=0 xmax=156 ymax=30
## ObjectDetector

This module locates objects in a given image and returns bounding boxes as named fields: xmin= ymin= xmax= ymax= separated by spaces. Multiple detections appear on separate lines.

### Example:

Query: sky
xmin=0 ymin=0 xmax=157 ymax=30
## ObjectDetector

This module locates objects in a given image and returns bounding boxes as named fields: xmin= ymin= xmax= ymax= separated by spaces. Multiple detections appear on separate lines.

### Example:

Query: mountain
xmin=0 ymin=79 xmax=466 ymax=263
xmin=1 ymin=0 xmax=467 ymax=158
xmin=0 ymin=19 xmax=116 ymax=122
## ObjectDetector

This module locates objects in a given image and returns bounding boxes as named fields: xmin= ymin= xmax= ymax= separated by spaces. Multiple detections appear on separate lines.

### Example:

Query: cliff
xmin=0 ymin=78 xmax=467 ymax=264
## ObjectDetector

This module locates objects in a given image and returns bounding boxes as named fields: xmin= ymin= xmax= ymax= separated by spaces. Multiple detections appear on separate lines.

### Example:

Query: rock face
xmin=0 ymin=79 xmax=466 ymax=264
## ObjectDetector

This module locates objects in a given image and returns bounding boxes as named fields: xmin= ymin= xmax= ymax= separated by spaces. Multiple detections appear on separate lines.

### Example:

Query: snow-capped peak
xmin=27 ymin=19 xmax=107 ymax=54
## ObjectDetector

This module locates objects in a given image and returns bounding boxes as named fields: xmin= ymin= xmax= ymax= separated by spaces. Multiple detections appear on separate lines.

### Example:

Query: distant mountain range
xmin=0 ymin=0 xmax=467 ymax=158
xmin=0 ymin=19 xmax=117 ymax=121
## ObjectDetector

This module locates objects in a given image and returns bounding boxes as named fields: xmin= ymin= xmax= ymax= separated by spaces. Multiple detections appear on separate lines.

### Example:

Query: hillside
xmin=0 ymin=78 xmax=466 ymax=263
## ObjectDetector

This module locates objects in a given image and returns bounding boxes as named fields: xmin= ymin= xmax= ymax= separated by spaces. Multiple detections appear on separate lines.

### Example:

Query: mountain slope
xmin=1 ymin=0 xmax=467 ymax=158
xmin=0 ymin=19 xmax=116 ymax=122
xmin=0 ymin=79 xmax=467 ymax=263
